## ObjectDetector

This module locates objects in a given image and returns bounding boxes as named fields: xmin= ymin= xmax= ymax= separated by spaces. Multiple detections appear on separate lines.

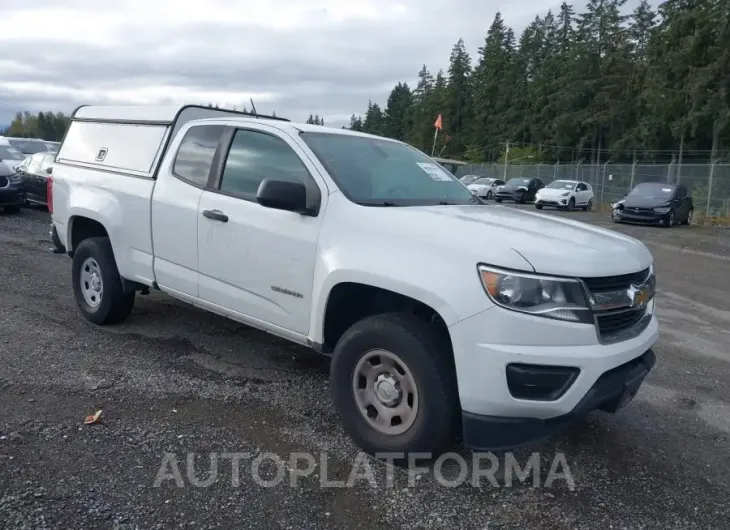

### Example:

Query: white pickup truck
xmin=51 ymin=105 xmax=658 ymax=456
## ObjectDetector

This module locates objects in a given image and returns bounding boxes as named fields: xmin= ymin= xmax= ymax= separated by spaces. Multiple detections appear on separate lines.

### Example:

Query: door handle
xmin=202 ymin=209 xmax=228 ymax=222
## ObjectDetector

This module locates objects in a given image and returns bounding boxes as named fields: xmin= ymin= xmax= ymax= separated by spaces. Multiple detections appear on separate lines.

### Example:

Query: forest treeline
xmin=347 ymin=0 xmax=729 ymax=163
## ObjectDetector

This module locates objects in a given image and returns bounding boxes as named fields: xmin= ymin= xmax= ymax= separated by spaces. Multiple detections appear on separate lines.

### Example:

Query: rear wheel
xmin=684 ymin=209 xmax=694 ymax=225
xmin=583 ymin=199 xmax=593 ymax=212
xmin=330 ymin=313 xmax=459 ymax=458
xmin=72 ymin=237 xmax=135 ymax=325
xmin=3 ymin=205 xmax=21 ymax=214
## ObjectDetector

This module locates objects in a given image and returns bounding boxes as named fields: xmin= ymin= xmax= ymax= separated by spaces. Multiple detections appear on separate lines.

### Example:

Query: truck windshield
xmin=299 ymin=132 xmax=478 ymax=206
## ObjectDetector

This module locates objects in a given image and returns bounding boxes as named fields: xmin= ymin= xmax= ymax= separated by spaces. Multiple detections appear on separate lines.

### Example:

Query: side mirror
xmin=256 ymin=179 xmax=315 ymax=215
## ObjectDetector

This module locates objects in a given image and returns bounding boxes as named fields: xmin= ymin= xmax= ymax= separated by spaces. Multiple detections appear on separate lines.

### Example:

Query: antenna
xmin=250 ymin=98 xmax=258 ymax=119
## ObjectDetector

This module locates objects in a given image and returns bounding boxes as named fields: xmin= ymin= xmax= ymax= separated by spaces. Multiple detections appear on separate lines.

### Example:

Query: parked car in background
xmin=0 ymin=161 xmax=26 ymax=213
xmin=0 ymin=144 xmax=27 ymax=169
xmin=612 ymin=182 xmax=693 ymax=227
xmin=494 ymin=177 xmax=544 ymax=204
xmin=535 ymin=180 xmax=594 ymax=211
xmin=467 ymin=177 xmax=505 ymax=200
xmin=4 ymin=137 xmax=50 ymax=155
xmin=16 ymin=151 xmax=55 ymax=206
xmin=459 ymin=174 xmax=480 ymax=185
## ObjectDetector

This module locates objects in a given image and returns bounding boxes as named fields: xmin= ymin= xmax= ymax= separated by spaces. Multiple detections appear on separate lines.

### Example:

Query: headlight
xmin=478 ymin=266 xmax=592 ymax=323
xmin=561 ymin=192 xmax=570 ymax=197
xmin=653 ymin=207 xmax=670 ymax=213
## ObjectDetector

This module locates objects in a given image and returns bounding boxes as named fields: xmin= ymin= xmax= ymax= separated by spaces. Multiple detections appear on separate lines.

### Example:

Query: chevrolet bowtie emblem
xmin=628 ymin=285 xmax=649 ymax=307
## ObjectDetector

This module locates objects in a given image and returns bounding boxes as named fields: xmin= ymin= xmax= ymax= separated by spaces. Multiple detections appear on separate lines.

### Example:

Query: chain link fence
xmin=456 ymin=162 xmax=730 ymax=218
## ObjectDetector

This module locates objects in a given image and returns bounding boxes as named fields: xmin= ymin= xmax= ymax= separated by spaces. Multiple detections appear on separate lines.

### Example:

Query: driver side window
xmin=219 ymin=129 xmax=313 ymax=202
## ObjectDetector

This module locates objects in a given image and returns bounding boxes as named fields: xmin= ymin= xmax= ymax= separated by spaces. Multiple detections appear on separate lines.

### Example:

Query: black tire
xmin=495 ymin=198 xmax=502 ymax=203
xmin=72 ymin=237 xmax=135 ymax=325
xmin=684 ymin=209 xmax=693 ymax=225
xmin=486 ymin=191 xmax=492 ymax=200
xmin=535 ymin=204 xmax=543 ymax=210
xmin=663 ymin=212 xmax=675 ymax=228
xmin=566 ymin=198 xmax=575 ymax=211
xmin=583 ymin=200 xmax=593 ymax=212
xmin=3 ymin=205 xmax=21 ymax=214
xmin=330 ymin=313 xmax=460 ymax=458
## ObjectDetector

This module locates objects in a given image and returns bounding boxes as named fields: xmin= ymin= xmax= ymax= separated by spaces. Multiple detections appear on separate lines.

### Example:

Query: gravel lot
xmin=1 ymin=205 xmax=729 ymax=529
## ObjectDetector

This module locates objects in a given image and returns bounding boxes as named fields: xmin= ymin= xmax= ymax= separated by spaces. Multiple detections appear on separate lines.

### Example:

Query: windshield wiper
xmin=358 ymin=201 xmax=399 ymax=207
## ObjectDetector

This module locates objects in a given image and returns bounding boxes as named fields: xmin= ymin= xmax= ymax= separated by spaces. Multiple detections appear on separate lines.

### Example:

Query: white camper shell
xmin=57 ymin=105 xmax=287 ymax=179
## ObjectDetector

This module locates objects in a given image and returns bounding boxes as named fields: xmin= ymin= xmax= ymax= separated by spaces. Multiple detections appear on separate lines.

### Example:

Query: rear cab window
xmin=172 ymin=125 xmax=225 ymax=188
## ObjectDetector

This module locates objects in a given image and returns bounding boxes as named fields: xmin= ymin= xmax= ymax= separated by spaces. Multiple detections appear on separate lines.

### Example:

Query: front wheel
xmin=565 ymin=198 xmax=575 ymax=211
xmin=663 ymin=212 xmax=675 ymax=228
xmin=495 ymin=198 xmax=502 ymax=203
xmin=486 ymin=191 xmax=492 ymax=200
xmin=330 ymin=313 xmax=459 ymax=458
xmin=72 ymin=237 xmax=135 ymax=325
xmin=535 ymin=204 xmax=543 ymax=210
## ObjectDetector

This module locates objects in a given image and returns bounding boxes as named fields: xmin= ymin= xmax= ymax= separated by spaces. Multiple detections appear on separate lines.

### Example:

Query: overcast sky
xmin=3 ymin=0 xmax=591 ymax=128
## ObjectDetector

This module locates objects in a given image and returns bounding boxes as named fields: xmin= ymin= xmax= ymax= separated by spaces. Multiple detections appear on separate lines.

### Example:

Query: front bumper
xmin=535 ymin=197 xmax=569 ymax=207
xmin=448 ymin=303 xmax=659 ymax=450
xmin=0 ymin=187 xmax=26 ymax=206
xmin=462 ymin=349 xmax=655 ymax=449
xmin=613 ymin=209 xmax=666 ymax=224
xmin=494 ymin=191 xmax=526 ymax=202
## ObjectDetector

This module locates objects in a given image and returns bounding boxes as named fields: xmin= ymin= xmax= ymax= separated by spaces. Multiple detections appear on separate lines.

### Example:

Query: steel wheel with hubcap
xmin=80 ymin=257 xmax=104 ymax=308
xmin=330 ymin=313 xmax=459 ymax=458
xmin=72 ymin=237 xmax=136 ymax=325
xmin=353 ymin=349 xmax=419 ymax=436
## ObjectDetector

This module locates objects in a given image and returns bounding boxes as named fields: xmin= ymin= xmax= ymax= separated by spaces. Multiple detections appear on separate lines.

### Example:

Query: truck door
xmin=196 ymin=124 xmax=326 ymax=335
xmin=152 ymin=124 xmax=226 ymax=298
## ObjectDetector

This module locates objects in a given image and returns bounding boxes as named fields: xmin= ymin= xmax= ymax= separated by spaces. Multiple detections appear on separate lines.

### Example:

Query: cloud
xmin=1 ymin=0 xmax=567 ymax=128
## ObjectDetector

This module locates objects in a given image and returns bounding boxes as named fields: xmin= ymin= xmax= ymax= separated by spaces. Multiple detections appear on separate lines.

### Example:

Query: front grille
xmin=623 ymin=207 xmax=654 ymax=216
xmin=581 ymin=268 xmax=650 ymax=292
xmin=596 ymin=307 xmax=646 ymax=337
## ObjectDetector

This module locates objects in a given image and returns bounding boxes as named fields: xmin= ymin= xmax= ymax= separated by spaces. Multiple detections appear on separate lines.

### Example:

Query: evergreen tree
xmin=384 ymin=82 xmax=413 ymax=141
xmin=444 ymin=38 xmax=473 ymax=156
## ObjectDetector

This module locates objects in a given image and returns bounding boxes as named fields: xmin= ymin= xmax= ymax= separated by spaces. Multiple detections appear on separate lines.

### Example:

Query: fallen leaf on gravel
xmin=84 ymin=410 xmax=103 ymax=425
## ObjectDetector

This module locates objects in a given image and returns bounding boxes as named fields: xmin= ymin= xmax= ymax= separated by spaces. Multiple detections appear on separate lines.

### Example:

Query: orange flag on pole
xmin=434 ymin=114 xmax=443 ymax=131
